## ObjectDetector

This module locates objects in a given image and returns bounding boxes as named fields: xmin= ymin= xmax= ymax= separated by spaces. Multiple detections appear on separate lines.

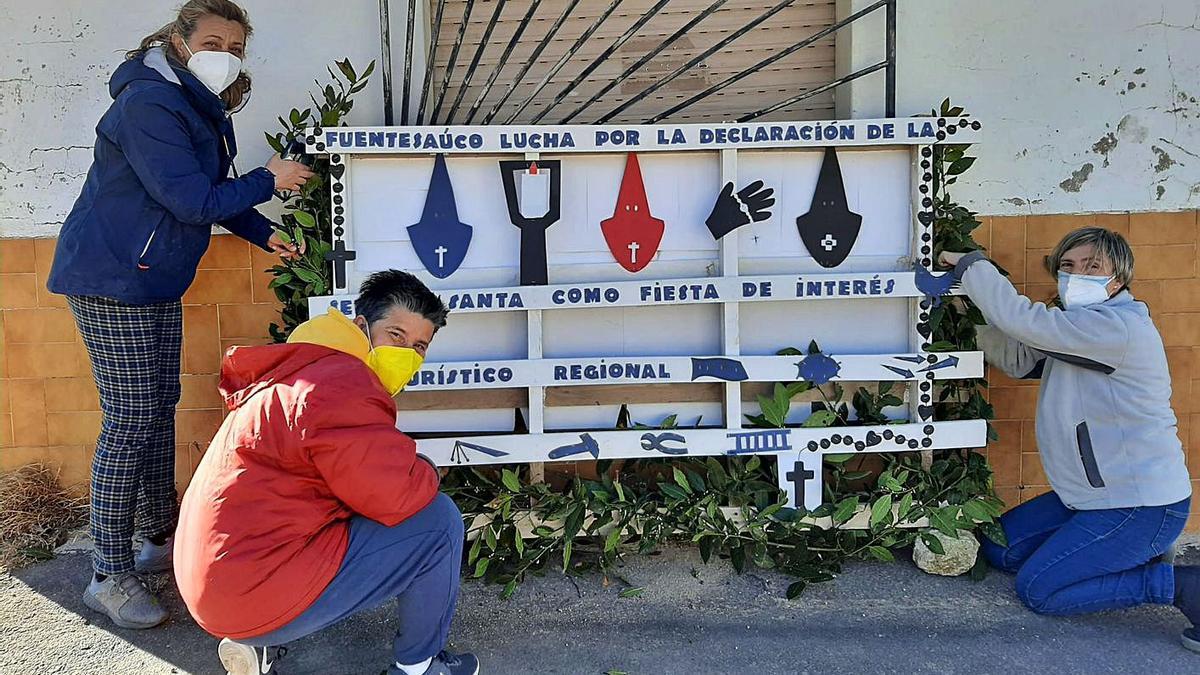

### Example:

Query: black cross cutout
xmin=325 ymin=240 xmax=356 ymax=290
xmin=785 ymin=460 xmax=816 ymax=507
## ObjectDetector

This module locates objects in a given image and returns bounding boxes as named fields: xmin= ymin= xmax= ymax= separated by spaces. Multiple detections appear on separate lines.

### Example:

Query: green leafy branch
xmin=263 ymin=59 xmax=376 ymax=342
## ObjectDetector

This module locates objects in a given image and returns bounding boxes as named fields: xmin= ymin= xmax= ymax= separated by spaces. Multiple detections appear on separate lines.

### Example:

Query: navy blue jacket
xmin=48 ymin=49 xmax=276 ymax=304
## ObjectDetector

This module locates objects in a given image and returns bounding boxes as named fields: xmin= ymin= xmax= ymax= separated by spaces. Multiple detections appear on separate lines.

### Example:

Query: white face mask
xmin=1057 ymin=271 xmax=1115 ymax=309
xmin=180 ymin=39 xmax=242 ymax=95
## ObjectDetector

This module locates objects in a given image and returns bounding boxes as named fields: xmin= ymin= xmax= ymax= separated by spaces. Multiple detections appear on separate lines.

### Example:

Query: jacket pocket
xmin=136 ymin=227 xmax=159 ymax=270
xmin=1075 ymin=421 xmax=1105 ymax=488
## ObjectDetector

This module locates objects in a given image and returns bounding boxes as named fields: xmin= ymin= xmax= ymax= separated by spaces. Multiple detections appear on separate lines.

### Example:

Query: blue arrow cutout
xmin=920 ymin=355 xmax=960 ymax=372
xmin=407 ymin=154 xmax=472 ymax=279
xmin=894 ymin=355 xmax=926 ymax=364
xmin=883 ymin=365 xmax=915 ymax=378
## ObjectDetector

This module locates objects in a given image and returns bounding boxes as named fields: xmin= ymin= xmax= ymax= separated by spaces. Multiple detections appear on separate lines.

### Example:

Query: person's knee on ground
xmin=1014 ymin=565 xmax=1061 ymax=616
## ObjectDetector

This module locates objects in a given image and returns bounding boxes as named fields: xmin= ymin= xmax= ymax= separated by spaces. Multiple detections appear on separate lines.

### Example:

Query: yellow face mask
xmin=365 ymin=324 xmax=425 ymax=396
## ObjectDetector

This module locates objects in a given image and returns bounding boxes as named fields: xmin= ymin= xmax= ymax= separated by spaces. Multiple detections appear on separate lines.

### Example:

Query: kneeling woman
xmin=942 ymin=227 xmax=1197 ymax=651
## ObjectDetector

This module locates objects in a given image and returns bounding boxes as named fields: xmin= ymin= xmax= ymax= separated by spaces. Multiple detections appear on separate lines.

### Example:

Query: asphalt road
xmin=2 ymin=543 xmax=1198 ymax=674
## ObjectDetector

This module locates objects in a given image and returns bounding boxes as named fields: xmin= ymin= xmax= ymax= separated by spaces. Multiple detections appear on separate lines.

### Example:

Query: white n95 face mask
xmin=1057 ymin=271 xmax=1114 ymax=309
xmin=180 ymin=40 xmax=242 ymax=95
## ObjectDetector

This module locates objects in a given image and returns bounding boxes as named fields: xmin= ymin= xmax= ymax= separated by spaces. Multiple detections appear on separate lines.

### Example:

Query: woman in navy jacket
xmin=46 ymin=0 xmax=312 ymax=629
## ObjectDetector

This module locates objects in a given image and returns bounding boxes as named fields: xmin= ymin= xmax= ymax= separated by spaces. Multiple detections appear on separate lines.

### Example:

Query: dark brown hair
xmin=127 ymin=0 xmax=253 ymax=111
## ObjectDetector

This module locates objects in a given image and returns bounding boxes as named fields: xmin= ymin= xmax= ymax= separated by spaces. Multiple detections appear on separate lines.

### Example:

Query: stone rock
xmin=913 ymin=530 xmax=979 ymax=576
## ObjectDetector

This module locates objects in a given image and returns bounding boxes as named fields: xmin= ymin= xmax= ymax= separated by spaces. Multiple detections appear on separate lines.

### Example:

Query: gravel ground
xmin=2 ymin=540 xmax=1199 ymax=675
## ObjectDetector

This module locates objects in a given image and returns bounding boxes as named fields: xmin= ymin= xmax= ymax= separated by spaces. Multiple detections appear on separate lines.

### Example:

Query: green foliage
xmin=441 ymin=99 xmax=1003 ymax=599
xmin=263 ymin=59 xmax=376 ymax=342
xmin=444 ymin=445 xmax=1005 ymax=597
xmin=927 ymin=98 xmax=997 ymax=440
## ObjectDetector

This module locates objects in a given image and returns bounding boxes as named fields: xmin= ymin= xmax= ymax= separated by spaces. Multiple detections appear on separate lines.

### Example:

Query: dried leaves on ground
xmin=0 ymin=464 xmax=87 ymax=571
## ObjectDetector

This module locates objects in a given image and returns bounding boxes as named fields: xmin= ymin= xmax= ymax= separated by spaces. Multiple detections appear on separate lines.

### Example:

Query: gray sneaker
xmin=134 ymin=536 xmax=173 ymax=574
xmin=82 ymin=572 xmax=168 ymax=629
xmin=388 ymin=651 xmax=480 ymax=675
xmin=218 ymin=638 xmax=286 ymax=675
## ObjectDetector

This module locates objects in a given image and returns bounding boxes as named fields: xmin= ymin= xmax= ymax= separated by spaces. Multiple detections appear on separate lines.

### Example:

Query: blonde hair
xmin=1044 ymin=227 xmax=1135 ymax=290
xmin=127 ymin=0 xmax=253 ymax=112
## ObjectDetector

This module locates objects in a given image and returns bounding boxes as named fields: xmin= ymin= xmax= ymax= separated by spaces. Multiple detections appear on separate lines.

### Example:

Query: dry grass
xmin=0 ymin=464 xmax=87 ymax=572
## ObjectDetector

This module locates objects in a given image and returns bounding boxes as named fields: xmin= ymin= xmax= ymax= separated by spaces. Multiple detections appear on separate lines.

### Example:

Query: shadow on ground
xmin=2 ymin=544 xmax=1198 ymax=674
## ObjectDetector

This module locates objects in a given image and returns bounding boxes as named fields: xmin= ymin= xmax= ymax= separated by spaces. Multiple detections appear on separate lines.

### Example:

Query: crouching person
xmin=942 ymin=228 xmax=1196 ymax=652
xmin=174 ymin=270 xmax=477 ymax=675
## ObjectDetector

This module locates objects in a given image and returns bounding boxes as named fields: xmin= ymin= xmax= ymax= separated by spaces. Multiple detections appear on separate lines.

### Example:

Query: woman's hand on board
xmin=268 ymin=231 xmax=306 ymax=261
xmin=938 ymin=250 xmax=967 ymax=268
xmin=266 ymin=154 xmax=314 ymax=192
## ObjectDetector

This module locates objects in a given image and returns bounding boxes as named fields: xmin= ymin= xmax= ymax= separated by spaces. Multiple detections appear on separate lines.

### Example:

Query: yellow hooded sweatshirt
xmin=286 ymin=308 xmax=371 ymax=363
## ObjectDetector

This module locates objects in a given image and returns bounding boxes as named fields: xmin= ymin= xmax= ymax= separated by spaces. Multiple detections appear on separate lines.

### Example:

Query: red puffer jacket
xmin=174 ymin=342 xmax=439 ymax=639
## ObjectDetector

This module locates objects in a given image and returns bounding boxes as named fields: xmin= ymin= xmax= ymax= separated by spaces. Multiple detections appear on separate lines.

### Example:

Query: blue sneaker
xmin=1176 ymin=566 xmax=1200 ymax=653
xmin=1183 ymin=627 xmax=1200 ymax=654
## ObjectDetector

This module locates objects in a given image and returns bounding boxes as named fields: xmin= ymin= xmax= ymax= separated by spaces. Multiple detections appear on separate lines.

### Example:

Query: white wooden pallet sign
xmin=303 ymin=117 xmax=987 ymax=511
xmin=418 ymin=420 xmax=987 ymax=511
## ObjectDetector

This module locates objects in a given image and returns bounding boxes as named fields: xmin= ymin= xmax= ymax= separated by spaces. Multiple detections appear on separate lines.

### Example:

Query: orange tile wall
xmin=0 ymin=235 xmax=280 ymax=492
xmin=2 ymin=212 xmax=1199 ymax=528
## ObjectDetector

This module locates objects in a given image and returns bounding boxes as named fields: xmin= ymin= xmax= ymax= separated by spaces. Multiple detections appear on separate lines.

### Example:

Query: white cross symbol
xmin=435 ymin=245 xmax=448 ymax=268
xmin=820 ymin=234 xmax=838 ymax=252
xmin=628 ymin=241 xmax=640 ymax=264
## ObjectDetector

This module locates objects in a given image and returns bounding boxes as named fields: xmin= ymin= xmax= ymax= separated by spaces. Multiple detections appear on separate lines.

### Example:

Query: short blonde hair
xmin=1044 ymin=227 xmax=1134 ymax=288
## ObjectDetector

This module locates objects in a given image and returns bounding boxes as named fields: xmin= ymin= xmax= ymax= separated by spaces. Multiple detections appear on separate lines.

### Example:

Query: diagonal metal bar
xmin=445 ymin=0 xmax=509 ymax=124
xmin=416 ymin=0 xmax=448 ymax=124
xmin=430 ymin=0 xmax=476 ymax=124
xmin=885 ymin=0 xmax=897 ymax=117
xmin=400 ymin=0 xmax=416 ymax=124
xmin=596 ymin=0 xmax=797 ymax=124
xmin=531 ymin=0 xmax=672 ymax=124
xmin=737 ymin=60 xmax=888 ymax=122
xmin=464 ymin=0 xmax=542 ymax=124
xmin=504 ymin=0 xmax=626 ymax=124
xmin=483 ymin=0 xmax=582 ymax=125
xmin=378 ymin=0 xmax=395 ymax=125
xmin=560 ymin=0 xmax=728 ymax=124
xmin=645 ymin=0 xmax=887 ymax=124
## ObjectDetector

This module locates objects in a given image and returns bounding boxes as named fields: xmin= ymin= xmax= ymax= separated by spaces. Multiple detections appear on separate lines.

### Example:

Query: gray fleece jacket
xmin=955 ymin=251 xmax=1191 ymax=509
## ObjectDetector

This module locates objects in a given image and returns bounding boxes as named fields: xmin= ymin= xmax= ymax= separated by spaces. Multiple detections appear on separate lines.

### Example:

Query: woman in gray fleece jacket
xmin=942 ymin=227 xmax=1197 ymax=652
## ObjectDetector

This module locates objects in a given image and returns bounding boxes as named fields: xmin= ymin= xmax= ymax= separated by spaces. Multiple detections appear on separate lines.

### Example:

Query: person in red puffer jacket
xmin=174 ymin=270 xmax=478 ymax=675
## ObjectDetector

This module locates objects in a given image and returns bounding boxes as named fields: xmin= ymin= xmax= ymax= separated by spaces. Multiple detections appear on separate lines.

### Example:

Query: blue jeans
xmin=981 ymin=491 xmax=1190 ymax=615
xmin=247 ymin=494 xmax=465 ymax=664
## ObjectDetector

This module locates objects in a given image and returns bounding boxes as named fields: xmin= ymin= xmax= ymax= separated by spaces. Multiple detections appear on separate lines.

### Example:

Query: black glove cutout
xmin=705 ymin=180 xmax=775 ymax=240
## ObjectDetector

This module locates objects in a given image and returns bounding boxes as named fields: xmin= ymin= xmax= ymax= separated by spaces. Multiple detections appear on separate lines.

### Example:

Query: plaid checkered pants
xmin=67 ymin=296 xmax=182 ymax=576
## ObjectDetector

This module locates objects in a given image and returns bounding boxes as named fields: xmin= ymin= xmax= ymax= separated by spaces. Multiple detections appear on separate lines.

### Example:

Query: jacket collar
xmin=142 ymin=47 xmax=230 ymax=125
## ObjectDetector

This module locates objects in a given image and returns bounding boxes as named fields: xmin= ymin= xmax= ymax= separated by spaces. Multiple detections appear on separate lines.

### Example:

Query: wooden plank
xmin=394 ymin=388 xmax=526 ymax=410
xmin=546 ymin=382 xmax=724 ymax=406
xmin=396 ymin=380 xmax=925 ymax=412
xmin=401 ymin=352 xmax=983 ymax=393
xmin=419 ymin=420 xmax=989 ymax=466
xmin=430 ymin=0 xmax=838 ymax=123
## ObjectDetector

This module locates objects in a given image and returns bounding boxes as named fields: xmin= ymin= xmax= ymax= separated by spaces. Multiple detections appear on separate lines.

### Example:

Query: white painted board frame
xmin=304 ymin=118 xmax=986 ymax=510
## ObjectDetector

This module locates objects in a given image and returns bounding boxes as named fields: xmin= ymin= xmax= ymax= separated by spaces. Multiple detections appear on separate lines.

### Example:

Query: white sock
xmin=395 ymin=657 xmax=432 ymax=675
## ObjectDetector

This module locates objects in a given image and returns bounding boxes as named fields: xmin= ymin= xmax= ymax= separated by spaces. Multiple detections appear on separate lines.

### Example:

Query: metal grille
xmin=391 ymin=0 xmax=896 ymax=126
